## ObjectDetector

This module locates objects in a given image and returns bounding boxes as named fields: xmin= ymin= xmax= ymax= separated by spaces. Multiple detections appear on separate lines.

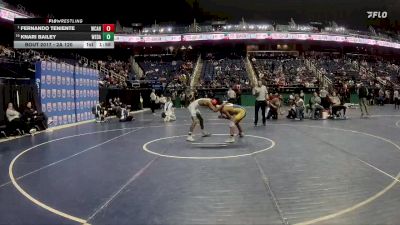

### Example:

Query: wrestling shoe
xmin=201 ymin=131 xmax=211 ymax=137
xmin=186 ymin=136 xmax=195 ymax=142
xmin=225 ymin=136 xmax=235 ymax=143
xmin=29 ymin=128 xmax=37 ymax=135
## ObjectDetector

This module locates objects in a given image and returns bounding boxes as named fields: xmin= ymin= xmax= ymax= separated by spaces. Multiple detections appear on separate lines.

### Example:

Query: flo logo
xmin=367 ymin=11 xmax=388 ymax=18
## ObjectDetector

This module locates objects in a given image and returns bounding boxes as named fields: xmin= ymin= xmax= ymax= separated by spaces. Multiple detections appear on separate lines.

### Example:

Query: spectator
xmin=330 ymin=92 xmax=347 ymax=119
xmin=253 ymin=80 xmax=268 ymax=126
xmin=94 ymin=102 xmax=107 ymax=122
xmin=357 ymin=83 xmax=370 ymax=117
xmin=6 ymin=102 xmax=24 ymax=135
xmin=115 ymin=97 xmax=122 ymax=106
xmin=309 ymin=92 xmax=324 ymax=119
xmin=163 ymin=97 xmax=176 ymax=122
xmin=299 ymin=90 xmax=305 ymax=100
xmin=385 ymin=90 xmax=391 ymax=104
xmin=378 ymin=88 xmax=385 ymax=106
xmin=118 ymin=104 xmax=134 ymax=122
xmin=394 ymin=89 xmax=399 ymax=110
xmin=159 ymin=94 xmax=167 ymax=109
xmin=23 ymin=101 xmax=48 ymax=131
xmin=267 ymin=93 xmax=280 ymax=120
xmin=288 ymin=93 xmax=295 ymax=106
xmin=320 ymin=87 xmax=329 ymax=109
xmin=150 ymin=89 xmax=157 ymax=114
xmin=294 ymin=94 xmax=305 ymax=120
xmin=227 ymin=87 xmax=236 ymax=103
xmin=368 ymin=91 xmax=374 ymax=105
xmin=180 ymin=92 xmax=186 ymax=108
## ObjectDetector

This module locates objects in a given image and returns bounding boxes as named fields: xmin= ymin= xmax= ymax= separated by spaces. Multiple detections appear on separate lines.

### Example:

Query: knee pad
xmin=229 ymin=121 xmax=235 ymax=128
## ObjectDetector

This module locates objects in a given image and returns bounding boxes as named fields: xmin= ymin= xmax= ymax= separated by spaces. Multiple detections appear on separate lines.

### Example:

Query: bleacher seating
xmin=251 ymin=55 xmax=317 ymax=87
xmin=200 ymin=57 xmax=249 ymax=88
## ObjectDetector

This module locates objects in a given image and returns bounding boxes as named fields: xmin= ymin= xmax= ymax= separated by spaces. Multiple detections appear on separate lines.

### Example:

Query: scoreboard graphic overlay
xmin=14 ymin=18 xmax=114 ymax=49
xmin=36 ymin=61 xmax=99 ymax=127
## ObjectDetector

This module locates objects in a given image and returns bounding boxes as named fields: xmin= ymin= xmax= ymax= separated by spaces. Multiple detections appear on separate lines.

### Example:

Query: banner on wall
xmin=35 ymin=61 xmax=99 ymax=127
xmin=74 ymin=66 xmax=99 ymax=122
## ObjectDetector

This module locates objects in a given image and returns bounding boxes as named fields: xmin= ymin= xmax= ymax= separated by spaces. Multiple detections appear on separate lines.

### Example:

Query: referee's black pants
xmin=254 ymin=100 xmax=266 ymax=125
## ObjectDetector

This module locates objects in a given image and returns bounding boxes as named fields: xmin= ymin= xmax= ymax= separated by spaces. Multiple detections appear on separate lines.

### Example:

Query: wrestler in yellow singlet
xmin=219 ymin=103 xmax=246 ymax=143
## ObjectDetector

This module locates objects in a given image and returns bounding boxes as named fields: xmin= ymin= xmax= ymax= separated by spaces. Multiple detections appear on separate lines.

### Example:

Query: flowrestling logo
xmin=367 ymin=11 xmax=388 ymax=18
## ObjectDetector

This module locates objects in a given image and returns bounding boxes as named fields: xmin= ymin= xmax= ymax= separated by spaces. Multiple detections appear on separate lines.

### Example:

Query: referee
xmin=252 ymin=80 xmax=268 ymax=126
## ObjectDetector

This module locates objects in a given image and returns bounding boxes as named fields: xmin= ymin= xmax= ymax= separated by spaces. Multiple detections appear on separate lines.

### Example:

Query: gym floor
xmin=0 ymin=106 xmax=400 ymax=225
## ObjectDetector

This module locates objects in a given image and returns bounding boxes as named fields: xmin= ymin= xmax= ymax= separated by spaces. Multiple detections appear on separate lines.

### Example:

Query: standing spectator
xmin=227 ymin=87 xmax=236 ymax=103
xmin=171 ymin=91 xmax=177 ymax=107
xmin=357 ymin=83 xmax=370 ymax=118
xmin=299 ymin=90 xmax=305 ymax=100
xmin=385 ymin=90 xmax=391 ymax=104
xmin=180 ymin=92 xmax=186 ymax=108
xmin=252 ymin=80 xmax=268 ymax=126
xmin=294 ymin=94 xmax=305 ymax=120
xmin=150 ymin=89 xmax=157 ymax=114
xmin=368 ymin=91 xmax=374 ymax=105
xmin=394 ymin=89 xmax=399 ymax=110
xmin=234 ymin=83 xmax=242 ymax=104
xmin=378 ymin=88 xmax=385 ymax=106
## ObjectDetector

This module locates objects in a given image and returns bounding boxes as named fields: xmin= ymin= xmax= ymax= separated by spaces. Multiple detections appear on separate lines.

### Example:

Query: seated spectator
xmin=108 ymin=98 xmax=117 ymax=115
xmin=23 ymin=101 xmax=48 ymax=131
xmin=267 ymin=93 xmax=280 ymax=120
xmin=163 ymin=97 xmax=176 ymax=122
xmin=330 ymin=92 xmax=347 ymax=119
xmin=288 ymin=93 xmax=295 ymax=106
xmin=94 ymin=102 xmax=107 ymax=122
xmin=309 ymin=92 xmax=324 ymax=119
xmin=115 ymin=97 xmax=122 ymax=107
xmin=6 ymin=102 xmax=24 ymax=135
xmin=117 ymin=104 xmax=134 ymax=122
xmin=320 ymin=87 xmax=329 ymax=109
